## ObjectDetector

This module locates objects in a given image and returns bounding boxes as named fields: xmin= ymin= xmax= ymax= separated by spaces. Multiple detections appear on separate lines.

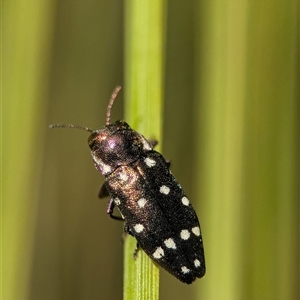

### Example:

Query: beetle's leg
xmin=165 ymin=159 xmax=171 ymax=168
xmin=107 ymin=198 xmax=124 ymax=221
xmin=123 ymin=225 xmax=140 ymax=258
xmin=148 ymin=139 xmax=171 ymax=167
xmin=149 ymin=139 xmax=158 ymax=148
xmin=99 ymin=182 xmax=109 ymax=198
xmin=133 ymin=243 xmax=140 ymax=259
xmin=123 ymin=223 xmax=133 ymax=236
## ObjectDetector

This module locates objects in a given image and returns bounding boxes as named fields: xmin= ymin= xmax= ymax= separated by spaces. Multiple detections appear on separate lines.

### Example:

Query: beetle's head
xmin=50 ymin=87 xmax=152 ymax=176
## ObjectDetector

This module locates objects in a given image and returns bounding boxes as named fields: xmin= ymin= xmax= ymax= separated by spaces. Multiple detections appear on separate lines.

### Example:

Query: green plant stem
xmin=123 ymin=1 xmax=166 ymax=299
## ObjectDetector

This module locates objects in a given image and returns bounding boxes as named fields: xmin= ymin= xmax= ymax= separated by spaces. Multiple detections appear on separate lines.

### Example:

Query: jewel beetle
xmin=50 ymin=86 xmax=206 ymax=284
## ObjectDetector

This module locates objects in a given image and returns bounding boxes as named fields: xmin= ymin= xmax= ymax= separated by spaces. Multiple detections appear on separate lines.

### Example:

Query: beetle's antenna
xmin=49 ymin=86 xmax=121 ymax=131
xmin=49 ymin=124 xmax=93 ymax=132
xmin=106 ymin=86 xmax=121 ymax=125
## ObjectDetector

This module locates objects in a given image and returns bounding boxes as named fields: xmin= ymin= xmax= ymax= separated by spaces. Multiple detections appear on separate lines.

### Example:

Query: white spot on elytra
xmin=164 ymin=238 xmax=176 ymax=249
xmin=153 ymin=247 xmax=164 ymax=259
xmin=134 ymin=224 xmax=144 ymax=233
xmin=194 ymin=259 xmax=201 ymax=268
xmin=137 ymin=198 xmax=147 ymax=208
xmin=144 ymin=157 xmax=156 ymax=167
xmin=181 ymin=196 xmax=189 ymax=206
xmin=180 ymin=229 xmax=190 ymax=240
xmin=160 ymin=185 xmax=170 ymax=195
xmin=119 ymin=172 xmax=128 ymax=181
xmin=142 ymin=139 xmax=152 ymax=150
xmin=103 ymin=164 xmax=111 ymax=173
xmin=114 ymin=198 xmax=121 ymax=205
xmin=192 ymin=226 xmax=200 ymax=236
xmin=181 ymin=266 xmax=190 ymax=274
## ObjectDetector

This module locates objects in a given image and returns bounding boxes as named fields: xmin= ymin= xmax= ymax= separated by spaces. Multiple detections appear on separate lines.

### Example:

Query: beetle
xmin=50 ymin=86 xmax=205 ymax=284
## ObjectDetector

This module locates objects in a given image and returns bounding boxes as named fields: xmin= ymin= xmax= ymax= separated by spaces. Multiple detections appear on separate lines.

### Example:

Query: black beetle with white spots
xmin=50 ymin=87 xmax=206 ymax=284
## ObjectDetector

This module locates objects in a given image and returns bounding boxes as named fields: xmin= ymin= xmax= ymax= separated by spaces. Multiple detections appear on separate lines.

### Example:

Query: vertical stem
xmin=123 ymin=0 xmax=166 ymax=299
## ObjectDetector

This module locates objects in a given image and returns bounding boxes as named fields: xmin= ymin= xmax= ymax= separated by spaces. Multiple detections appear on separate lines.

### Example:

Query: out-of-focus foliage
xmin=3 ymin=1 xmax=298 ymax=300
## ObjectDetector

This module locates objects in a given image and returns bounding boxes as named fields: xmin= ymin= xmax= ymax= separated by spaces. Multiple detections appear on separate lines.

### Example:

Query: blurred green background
xmin=3 ymin=1 xmax=299 ymax=300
